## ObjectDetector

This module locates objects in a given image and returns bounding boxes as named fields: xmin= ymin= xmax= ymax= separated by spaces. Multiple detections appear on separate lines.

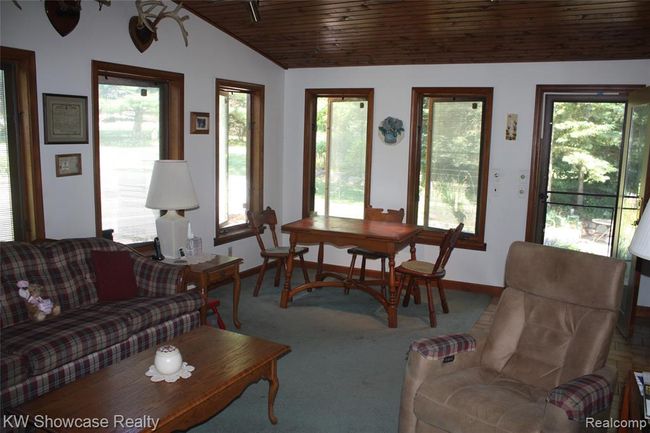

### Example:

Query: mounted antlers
xmin=130 ymin=0 xmax=189 ymax=53
xmin=12 ymin=0 xmax=111 ymax=12
xmin=12 ymin=1 xmax=112 ymax=37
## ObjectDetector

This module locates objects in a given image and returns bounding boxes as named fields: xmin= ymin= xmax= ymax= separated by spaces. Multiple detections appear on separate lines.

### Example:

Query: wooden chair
xmin=395 ymin=223 xmax=463 ymax=327
xmin=345 ymin=206 xmax=405 ymax=295
xmin=247 ymin=207 xmax=310 ymax=297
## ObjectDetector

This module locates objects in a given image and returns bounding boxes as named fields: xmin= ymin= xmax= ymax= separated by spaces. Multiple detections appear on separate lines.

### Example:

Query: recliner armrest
xmin=399 ymin=332 xmax=486 ymax=433
xmin=409 ymin=333 xmax=477 ymax=360
xmin=546 ymin=371 xmax=614 ymax=421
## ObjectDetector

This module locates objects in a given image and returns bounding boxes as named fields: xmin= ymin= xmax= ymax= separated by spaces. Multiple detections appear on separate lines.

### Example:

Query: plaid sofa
xmin=0 ymin=238 xmax=202 ymax=408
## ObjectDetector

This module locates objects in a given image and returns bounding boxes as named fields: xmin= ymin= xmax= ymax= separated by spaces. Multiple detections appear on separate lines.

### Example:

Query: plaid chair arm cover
xmin=409 ymin=334 xmax=476 ymax=360
xmin=131 ymin=255 xmax=185 ymax=297
xmin=547 ymin=373 xmax=612 ymax=421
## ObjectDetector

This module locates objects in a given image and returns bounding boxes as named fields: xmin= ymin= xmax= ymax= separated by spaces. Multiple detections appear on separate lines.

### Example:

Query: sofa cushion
xmin=481 ymin=287 xmax=617 ymax=390
xmin=505 ymin=241 xmax=625 ymax=312
xmin=41 ymin=238 xmax=126 ymax=310
xmin=0 ymin=352 xmax=29 ymax=389
xmin=413 ymin=366 xmax=547 ymax=433
xmin=91 ymin=250 xmax=138 ymax=302
xmin=131 ymin=256 xmax=185 ymax=297
xmin=1 ymin=306 xmax=130 ymax=376
xmin=92 ymin=291 xmax=202 ymax=334
xmin=1 ymin=242 xmax=57 ymax=328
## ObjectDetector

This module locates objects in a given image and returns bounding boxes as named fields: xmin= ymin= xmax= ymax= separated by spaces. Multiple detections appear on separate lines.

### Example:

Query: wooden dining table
xmin=280 ymin=215 xmax=422 ymax=328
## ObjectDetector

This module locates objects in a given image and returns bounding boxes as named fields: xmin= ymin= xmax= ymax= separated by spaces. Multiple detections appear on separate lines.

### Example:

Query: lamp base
xmin=155 ymin=210 xmax=188 ymax=259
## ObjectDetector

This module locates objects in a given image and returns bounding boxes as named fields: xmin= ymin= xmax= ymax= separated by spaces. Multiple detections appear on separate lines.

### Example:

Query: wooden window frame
xmin=525 ymin=84 xmax=646 ymax=242
xmin=214 ymin=78 xmax=264 ymax=245
xmin=302 ymin=88 xmax=374 ymax=218
xmin=406 ymin=87 xmax=493 ymax=251
xmin=0 ymin=46 xmax=45 ymax=241
xmin=92 ymin=60 xmax=184 ymax=248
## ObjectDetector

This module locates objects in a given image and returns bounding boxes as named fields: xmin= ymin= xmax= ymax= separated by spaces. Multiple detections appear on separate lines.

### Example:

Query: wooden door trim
xmin=524 ymin=84 xmax=645 ymax=242
xmin=302 ymin=88 xmax=374 ymax=218
xmin=0 ymin=46 xmax=45 ymax=240
xmin=91 ymin=60 xmax=184 ymax=238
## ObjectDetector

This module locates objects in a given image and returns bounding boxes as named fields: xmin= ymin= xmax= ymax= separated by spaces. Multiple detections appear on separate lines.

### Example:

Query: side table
xmin=185 ymin=255 xmax=244 ymax=329
xmin=618 ymin=370 xmax=649 ymax=433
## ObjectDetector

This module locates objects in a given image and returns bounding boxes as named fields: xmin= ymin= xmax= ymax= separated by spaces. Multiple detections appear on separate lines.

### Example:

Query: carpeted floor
xmin=189 ymin=272 xmax=492 ymax=433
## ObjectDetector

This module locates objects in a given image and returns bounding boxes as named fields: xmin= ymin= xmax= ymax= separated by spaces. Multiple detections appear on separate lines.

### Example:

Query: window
xmin=303 ymin=89 xmax=373 ymax=218
xmin=215 ymin=79 xmax=264 ymax=244
xmin=0 ymin=47 xmax=44 ymax=241
xmin=407 ymin=88 xmax=492 ymax=250
xmin=92 ymin=61 xmax=183 ymax=245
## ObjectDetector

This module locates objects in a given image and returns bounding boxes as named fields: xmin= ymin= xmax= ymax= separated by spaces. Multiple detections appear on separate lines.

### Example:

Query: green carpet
xmin=189 ymin=272 xmax=492 ymax=433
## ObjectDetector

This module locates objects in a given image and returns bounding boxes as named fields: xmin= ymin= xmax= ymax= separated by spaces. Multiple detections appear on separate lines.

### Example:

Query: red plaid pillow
xmin=91 ymin=250 xmax=138 ymax=302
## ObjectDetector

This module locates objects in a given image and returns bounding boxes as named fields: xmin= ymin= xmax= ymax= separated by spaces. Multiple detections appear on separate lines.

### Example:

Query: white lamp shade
xmin=629 ymin=206 xmax=650 ymax=261
xmin=146 ymin=160 xmax=199 ymax=211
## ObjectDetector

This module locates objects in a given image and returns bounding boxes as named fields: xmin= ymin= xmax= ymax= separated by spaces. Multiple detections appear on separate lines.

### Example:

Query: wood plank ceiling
xmin=181 ymin=0 xmax=650 ymax=69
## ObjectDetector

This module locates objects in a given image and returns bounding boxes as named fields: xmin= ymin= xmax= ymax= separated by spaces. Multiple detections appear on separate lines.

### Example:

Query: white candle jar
xmin=154 ymin=345 xmax=183 ymax=375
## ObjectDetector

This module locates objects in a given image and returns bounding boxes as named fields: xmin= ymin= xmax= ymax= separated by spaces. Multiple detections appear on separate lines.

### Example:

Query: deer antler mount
xmin=44 ymin=1 xmax=82 ymax=37
xmin=130 ymin=0 xmax=189 ymax=53
xmin=12 ymin=1 xmax=111 ymax=37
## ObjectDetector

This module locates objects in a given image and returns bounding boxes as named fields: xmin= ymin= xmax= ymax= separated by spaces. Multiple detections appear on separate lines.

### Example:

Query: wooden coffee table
xmin=13 ymin=327 xmax=290 ymax=432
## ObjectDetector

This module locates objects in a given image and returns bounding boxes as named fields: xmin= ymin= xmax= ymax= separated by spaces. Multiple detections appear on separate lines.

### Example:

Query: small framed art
xmin=55 ymin=153 xmax=82 ymax=177
xmin=43 ymin=93 xmax=88 ymax=144
xmin=190 ymin=112 xmax=210 ymax=134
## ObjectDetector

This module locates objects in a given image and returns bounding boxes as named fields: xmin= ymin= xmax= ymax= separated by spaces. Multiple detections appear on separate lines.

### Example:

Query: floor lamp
xmin=630 ymin=206 xmax=650 ymax=261
xmin=145 ymin=160 xmax=199 ymax=259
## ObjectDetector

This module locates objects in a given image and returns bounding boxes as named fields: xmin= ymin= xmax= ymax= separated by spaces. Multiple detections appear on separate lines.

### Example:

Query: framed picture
xmin=190 ymin=112 xmax=210 ymax=134
xmin=43 ymin=93 xmax=88 ymax=144
xmin=55 ymin=153 xmax=82 ymax=177
xmin=506 ymin=113 xmax=518 ymax=141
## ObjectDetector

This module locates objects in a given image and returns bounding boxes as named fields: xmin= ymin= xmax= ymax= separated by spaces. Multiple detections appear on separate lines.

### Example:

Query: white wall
xmin=283 ymin=61 xmax=650 ymax=303
xmin=0 ymin=1 xmax=285 ymax=267
xmin=3 ymin=2 xmax=649 ymax=305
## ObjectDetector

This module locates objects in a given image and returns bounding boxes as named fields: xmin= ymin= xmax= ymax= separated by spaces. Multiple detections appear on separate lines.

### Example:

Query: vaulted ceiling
xmin=181 ymin=0 xmax=650 ymax=69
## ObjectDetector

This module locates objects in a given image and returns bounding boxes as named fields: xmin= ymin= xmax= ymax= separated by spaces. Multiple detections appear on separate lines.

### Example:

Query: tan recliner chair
xmin=399 ymin=241 xmax=625 ymax=433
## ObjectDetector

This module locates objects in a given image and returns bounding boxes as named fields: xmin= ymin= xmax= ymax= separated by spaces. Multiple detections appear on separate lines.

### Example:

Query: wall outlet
xmin=227 ymin=246 xmax=233 ymax=256
xmin=518 ymin=169 xmax=529 ymax=199
xmin=490 ymin=168 xmax=502 ymax=196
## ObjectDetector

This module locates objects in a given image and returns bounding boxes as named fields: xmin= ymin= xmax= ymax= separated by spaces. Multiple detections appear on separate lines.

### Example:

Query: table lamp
xmin=146 ymin=160 xmax=199 ymax=259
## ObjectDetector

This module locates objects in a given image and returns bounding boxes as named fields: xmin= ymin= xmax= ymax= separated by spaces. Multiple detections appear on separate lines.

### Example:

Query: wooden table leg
xmin=232 ymin=266 xmax=242 ymax=329
xmin=387 ymin=254 xmax=398 ymax=328
xmin=267 ymin=359 xmax=280 ymax=425
xmin=199 ymin=273 xmax=208 ymax=326
xmin=280 ymin=234 xmax=296 ymax=308
xmin=316 ymin=242 xmax=324 ymax=281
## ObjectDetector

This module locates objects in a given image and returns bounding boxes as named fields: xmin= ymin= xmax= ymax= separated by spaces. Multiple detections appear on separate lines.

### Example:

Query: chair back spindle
xmin=247 ymin=206 xmax=311 ymax=297
xmin=364 ymin=206 xmax=405 ymax=223
xmin=432 ymin=223 xmax=464 ymax=275
xmin=247 ymin=207 xmax=281 ymax=252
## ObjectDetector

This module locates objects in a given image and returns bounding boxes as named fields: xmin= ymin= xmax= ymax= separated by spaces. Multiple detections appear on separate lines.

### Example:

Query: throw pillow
xmin=91 ymin=250 xmax=138 ymax=302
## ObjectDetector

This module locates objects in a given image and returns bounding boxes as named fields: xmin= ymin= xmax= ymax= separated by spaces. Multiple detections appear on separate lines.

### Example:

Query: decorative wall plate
xmin=378 ymin=116 xmax=405 ymax=145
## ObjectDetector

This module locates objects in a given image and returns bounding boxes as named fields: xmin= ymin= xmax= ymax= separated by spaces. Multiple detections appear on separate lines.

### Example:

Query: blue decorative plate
xmin=378 ymin=116 xmax=405 ymax=145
